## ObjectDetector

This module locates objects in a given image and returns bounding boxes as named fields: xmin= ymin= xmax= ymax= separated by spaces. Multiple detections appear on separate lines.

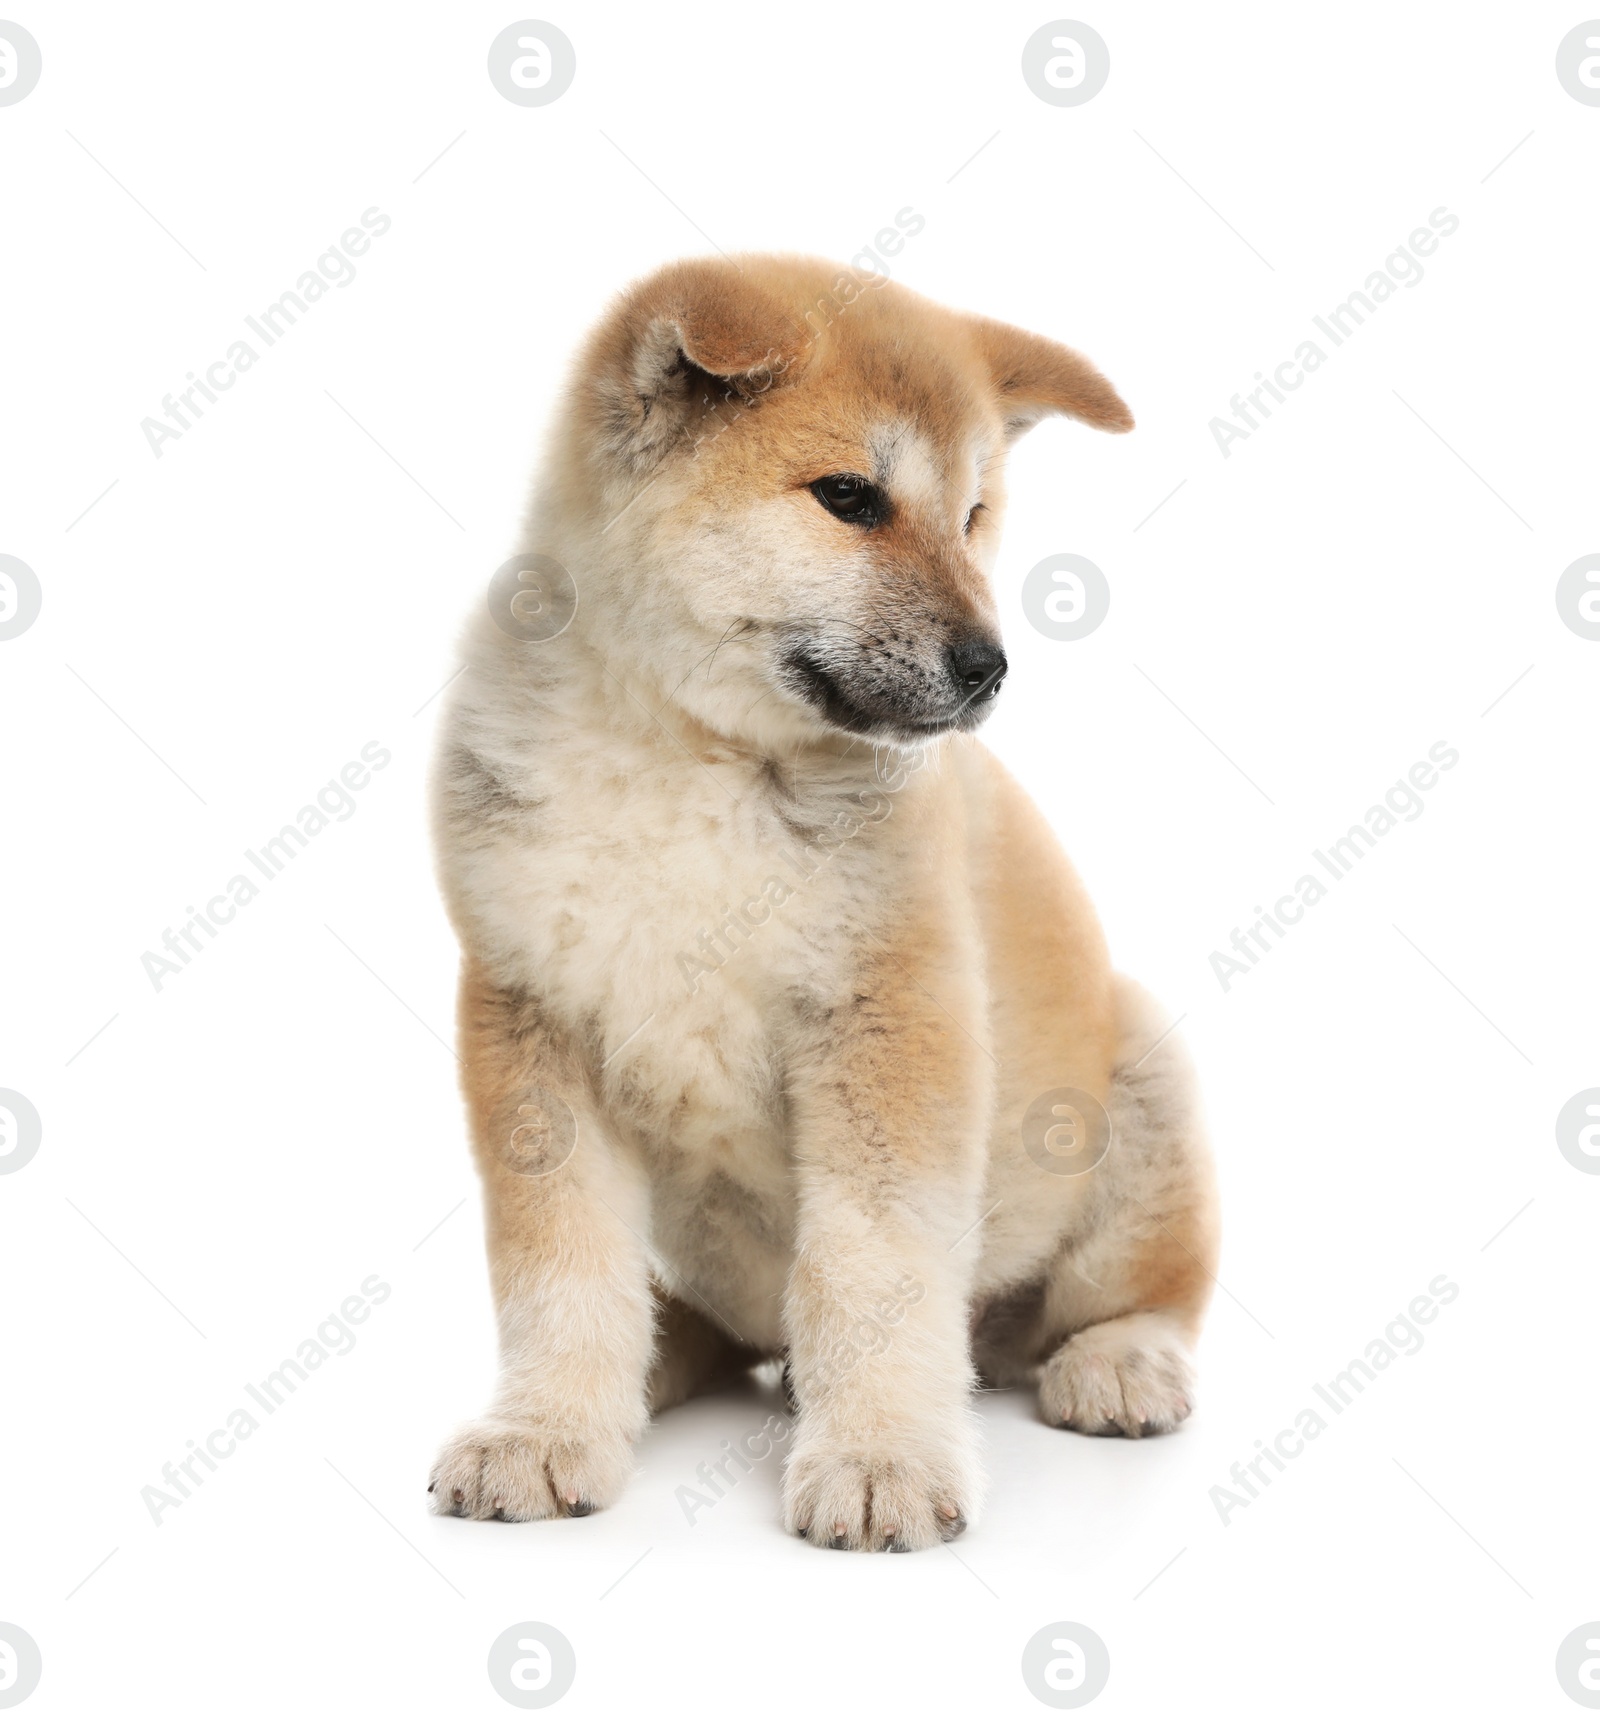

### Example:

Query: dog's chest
xmin=466 ymin=727 xmax=871 ymax=1152
xmin=518 ymin=753 xmax=818 ymax=1017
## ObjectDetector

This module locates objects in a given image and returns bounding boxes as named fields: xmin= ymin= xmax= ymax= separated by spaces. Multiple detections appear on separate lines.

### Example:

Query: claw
xmin=936 ymin=1502 xmax=966 ymax=1540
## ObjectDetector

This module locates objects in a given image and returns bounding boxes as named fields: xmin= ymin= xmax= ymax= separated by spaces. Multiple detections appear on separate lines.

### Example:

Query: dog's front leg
xmin=429 ymin=962 xmax=652 ymax=1521
xmin=781 ymin=937 xmax=993 ymax=1551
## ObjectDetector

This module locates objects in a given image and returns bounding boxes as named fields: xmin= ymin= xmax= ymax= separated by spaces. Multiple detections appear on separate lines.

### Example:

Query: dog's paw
xmin=1040 ymin=1314 xmax=1195 ymax=1438
xmin=428 ymin=1417 xmax=634 ymax=1522
xmin=782 ymin=1445 xmax=975 ymax=1551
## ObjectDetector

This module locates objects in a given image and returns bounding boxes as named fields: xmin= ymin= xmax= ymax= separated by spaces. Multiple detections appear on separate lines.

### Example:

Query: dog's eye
xmin=964 ymin=502 xmax=987 ymax=536
xmin=810 ymin=473 xmax=885 ymax=527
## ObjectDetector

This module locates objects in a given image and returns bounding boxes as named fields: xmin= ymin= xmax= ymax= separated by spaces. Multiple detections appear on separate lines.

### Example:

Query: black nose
xmin=947 ymin=638 xmax=1008 ymax=698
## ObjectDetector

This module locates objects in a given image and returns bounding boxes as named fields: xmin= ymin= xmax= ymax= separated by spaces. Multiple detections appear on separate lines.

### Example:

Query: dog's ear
xmin=584 ymin=259 xmax=806 ymax=468
xmin=967 ymin=316 xmax=1134 ymax=439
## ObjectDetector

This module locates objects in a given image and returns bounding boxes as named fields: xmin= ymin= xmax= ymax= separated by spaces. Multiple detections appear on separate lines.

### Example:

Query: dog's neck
xmin=468 ymin=619 xmax=944 ymax=822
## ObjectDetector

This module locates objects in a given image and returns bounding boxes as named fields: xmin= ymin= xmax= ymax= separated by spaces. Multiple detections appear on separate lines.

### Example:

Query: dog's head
xmin=547 ymin=254 xmax=1131 ymax=750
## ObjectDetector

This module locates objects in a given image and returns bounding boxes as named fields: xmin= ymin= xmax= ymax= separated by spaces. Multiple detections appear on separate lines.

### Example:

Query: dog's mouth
xmin=781 ymin=648 xmax=1002 ymax=741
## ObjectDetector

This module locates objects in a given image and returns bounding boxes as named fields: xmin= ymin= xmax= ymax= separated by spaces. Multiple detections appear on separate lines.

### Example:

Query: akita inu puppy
xmin=428 ymin=255 xmax=1218 ymax=1550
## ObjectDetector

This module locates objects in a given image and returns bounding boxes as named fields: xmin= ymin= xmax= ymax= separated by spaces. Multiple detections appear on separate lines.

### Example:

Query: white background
xmin=3 ymin=1 xmax=1598 ymax=1723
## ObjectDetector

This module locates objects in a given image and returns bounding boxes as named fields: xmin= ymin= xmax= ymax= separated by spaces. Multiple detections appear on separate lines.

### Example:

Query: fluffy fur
xmin=428 ymin=255 xmax=1218 ymax=1549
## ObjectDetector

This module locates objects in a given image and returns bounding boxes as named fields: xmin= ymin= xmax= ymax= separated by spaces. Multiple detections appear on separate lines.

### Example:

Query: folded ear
xmin=967 ymin=315 xmax=1134 ymax=438
xmin=583 ymin=258 xmax=807 ymax=467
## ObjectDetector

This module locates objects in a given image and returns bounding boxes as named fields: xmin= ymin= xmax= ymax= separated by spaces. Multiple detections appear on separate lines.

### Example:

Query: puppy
xmin=428 ymin=255 xmax=1218 ymax=1550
